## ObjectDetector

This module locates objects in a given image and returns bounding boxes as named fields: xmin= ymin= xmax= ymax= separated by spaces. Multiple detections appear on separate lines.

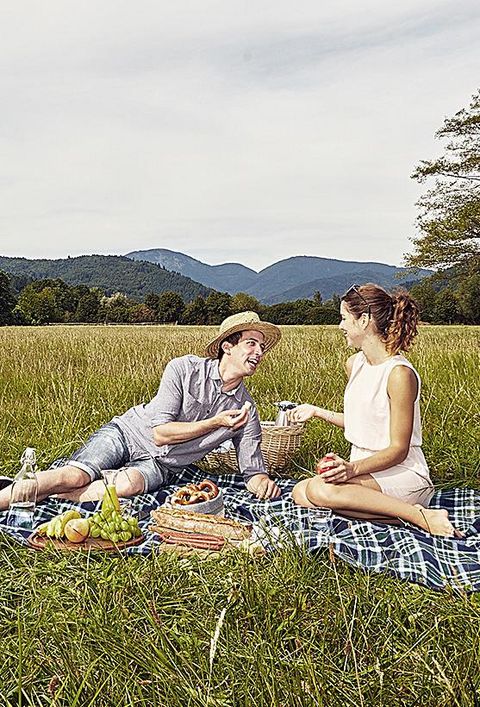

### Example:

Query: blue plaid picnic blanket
xmin=1 ymin=465 xmax=480 ymax=592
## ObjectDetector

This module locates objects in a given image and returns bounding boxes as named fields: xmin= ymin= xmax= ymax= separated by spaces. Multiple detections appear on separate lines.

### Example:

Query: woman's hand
xmin=316 ymin=453 xmax=355 ymax=483
xmin=287 ymin=404 xmax=318 ymax=423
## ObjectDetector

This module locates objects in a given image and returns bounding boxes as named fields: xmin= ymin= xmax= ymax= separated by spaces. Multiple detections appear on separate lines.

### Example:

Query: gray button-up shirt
xmin=113 ymin=355 xmax=267 ymax=482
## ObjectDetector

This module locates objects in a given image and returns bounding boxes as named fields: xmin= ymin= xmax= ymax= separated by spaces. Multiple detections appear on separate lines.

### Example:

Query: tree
xmin=0 ymin=272 xmax=17 ymax=325
xmin=130 ymin=304 xmax=157 ymax=323
xmin=409 ymin=279 xmax=439 ymax=322
xmin=306 ymin=304 xmax=338 ymax=325
xmin=455 ymin=272 xmax=480 ymax=323
xmin=156 ymin=291 xmax=185 ymax=324
xmin=98 ymin=292 xmax=132 ymax=323
xmin=405 ymin=90 xmax=480 ymax=273
xmin=205 ymin=292 xmax=232 ymax=324
xmin=76 ymin=290 xmax=101 ymax=322
xmin=183 ymin=296 xmax=208 ymax=324
xmin=263 ymin=299 xmax=315 ymax=325
xmin=433 ymin=288 xmax=460 ymax=324
xmin=230 ymin=292 xmax=261 ymax=314
xmin=144 ymin=293 xmax=160 ymax=320
xmin=28 ymin=278 xmax=77 ymax=316
xmin=16 ymin=285 xmax=60 ymax=324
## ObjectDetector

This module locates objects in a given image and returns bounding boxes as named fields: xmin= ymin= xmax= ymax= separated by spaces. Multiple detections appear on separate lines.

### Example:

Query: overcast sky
xmin=1 ymin=1 xmax=479 ymax=271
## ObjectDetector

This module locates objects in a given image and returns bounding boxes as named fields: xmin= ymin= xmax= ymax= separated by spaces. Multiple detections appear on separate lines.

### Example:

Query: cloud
xmin=0 ymin=0 xmax=479 ymax=269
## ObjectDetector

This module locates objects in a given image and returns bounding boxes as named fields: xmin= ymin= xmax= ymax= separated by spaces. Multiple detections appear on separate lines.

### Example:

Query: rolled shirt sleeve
xmin=144 ymin=359 xmax=184 ymax=427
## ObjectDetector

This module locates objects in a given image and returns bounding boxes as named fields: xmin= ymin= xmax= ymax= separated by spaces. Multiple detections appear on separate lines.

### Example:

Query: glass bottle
xmin=7 ymin=447 xmax=38 ymax=529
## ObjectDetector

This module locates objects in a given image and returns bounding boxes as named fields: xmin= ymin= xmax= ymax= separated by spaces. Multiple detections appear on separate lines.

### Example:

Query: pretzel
xmin=170 ymin=487 xmax=209 ymax=506
xmin=198 ymin=480 xmax=219 ymax=500
xmin=171 ymin=489 xmax=193 ymax=506
xmin=187 ymin=491 xmax=210 ymax=504
xmin=171 ymin=479 xmax=219 ymax=506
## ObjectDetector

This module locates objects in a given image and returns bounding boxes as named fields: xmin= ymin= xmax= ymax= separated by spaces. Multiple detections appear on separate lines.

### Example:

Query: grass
xmin=0 ymin=324 xmax=479 ymax=706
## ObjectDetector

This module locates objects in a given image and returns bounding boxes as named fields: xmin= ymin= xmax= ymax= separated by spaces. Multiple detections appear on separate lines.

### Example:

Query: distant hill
xmin=126 ymin=248 xmax=257 ymax=292
xmin=126 ymin=249 xmax=431 ymax=303
xmin=0 ymin=254 xmax=212 ymax=302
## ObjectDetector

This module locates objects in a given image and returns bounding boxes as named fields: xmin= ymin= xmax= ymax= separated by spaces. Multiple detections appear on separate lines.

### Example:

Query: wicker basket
xmin=199 ymin=422 xmax=305 ymax=476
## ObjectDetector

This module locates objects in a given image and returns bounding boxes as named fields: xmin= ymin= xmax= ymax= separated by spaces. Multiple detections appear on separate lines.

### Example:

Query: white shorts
xmin=350 ymin=444 xmax=434 ymax=507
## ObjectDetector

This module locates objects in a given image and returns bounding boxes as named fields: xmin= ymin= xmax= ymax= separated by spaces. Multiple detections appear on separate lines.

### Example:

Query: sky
xmin=1 ymin=1 xmax=479 ymax=272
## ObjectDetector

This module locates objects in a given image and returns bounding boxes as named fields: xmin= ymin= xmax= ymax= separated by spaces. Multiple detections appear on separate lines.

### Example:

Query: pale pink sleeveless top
xmin=344 ymin=351 xmax=423 ymax=451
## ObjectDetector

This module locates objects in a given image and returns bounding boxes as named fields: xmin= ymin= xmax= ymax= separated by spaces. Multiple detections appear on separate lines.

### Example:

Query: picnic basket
xmin=199 ymin=422 xmax=305 ymax=476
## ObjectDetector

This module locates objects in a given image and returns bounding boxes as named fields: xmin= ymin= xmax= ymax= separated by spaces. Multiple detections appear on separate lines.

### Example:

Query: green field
xmin=0 ymin=325 xmax=479 ymax=706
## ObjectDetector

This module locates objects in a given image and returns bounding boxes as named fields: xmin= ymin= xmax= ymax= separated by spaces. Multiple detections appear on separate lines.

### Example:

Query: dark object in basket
xmin=199 ymin=421 xmax=304 ymax=476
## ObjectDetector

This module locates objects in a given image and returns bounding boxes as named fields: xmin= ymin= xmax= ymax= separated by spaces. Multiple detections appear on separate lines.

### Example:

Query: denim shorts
xmin=68 ymin=422 xmax=171 ymax=493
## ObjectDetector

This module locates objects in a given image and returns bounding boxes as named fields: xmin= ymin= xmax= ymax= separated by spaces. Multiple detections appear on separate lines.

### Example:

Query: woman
xmin=289 ymin=283 xmax=456 ymax=537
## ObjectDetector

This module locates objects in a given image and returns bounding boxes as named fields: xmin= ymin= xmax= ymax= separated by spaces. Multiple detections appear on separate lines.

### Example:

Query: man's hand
xmin=246 ymin=473 xmax=281 ymax=500
xmin=214 ymin=403 xmax=251 ymax=431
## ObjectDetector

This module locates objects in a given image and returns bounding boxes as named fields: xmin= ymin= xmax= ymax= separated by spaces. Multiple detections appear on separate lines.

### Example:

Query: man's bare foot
xmin=414 ymin=505 xmax=459 ymax=537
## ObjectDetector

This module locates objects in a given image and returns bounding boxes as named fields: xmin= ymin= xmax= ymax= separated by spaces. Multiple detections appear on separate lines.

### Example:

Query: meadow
xmin=0 ymin=324 xmax=479 ymax=706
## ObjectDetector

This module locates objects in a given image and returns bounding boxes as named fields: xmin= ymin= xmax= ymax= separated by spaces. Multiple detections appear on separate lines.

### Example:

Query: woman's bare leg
xmin=292 ymin=475 xmax=455 ymax=537
xmin=290 ymin=479 xmax=316 ymax=508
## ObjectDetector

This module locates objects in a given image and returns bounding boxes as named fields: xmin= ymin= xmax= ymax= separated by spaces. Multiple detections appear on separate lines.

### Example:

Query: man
xmin=0 ymin=311 xmax=281 ymax=510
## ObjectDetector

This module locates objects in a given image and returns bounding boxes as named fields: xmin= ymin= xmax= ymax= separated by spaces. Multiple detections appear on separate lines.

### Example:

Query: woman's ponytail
xmin=384 ymin=291 xmax=420 ymax=354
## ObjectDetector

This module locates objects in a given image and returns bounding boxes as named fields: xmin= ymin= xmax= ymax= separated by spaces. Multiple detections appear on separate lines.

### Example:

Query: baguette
xmin=150 ymin=507 xmax=252 ymax=540
xmin=159 ymin=530 xmax=225 ymax=551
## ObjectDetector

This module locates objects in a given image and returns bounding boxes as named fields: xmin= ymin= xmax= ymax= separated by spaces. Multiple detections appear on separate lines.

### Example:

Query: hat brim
xmin=205 ymin=321 xmax=281 ymax=358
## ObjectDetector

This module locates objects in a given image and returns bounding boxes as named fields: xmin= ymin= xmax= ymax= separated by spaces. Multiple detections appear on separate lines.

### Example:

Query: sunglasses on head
xmin=342 ymin=284 xmax=371 ymax=316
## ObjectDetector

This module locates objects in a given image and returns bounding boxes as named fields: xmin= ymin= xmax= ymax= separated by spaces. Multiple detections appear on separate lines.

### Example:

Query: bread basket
xmin=199 ymin=422 xmax=305 ymax=476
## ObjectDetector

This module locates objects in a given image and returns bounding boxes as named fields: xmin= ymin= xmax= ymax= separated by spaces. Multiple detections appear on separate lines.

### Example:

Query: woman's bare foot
xmin=414 ymin=505 xmax=457 ymax=537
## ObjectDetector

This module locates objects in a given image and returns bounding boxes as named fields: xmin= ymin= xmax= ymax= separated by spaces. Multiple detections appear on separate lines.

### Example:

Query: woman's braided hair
xmin=342 ymin=283 xmax=420 ymax=354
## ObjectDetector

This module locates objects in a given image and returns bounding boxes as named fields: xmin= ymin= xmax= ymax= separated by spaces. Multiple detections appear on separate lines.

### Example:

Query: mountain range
xmin=126 ymin=248 xmax=431 ymax=304
xmin=0 ymin=250 xmax=431 ymax=304
xmin=0 ymin=254 xmax=211 ymax=302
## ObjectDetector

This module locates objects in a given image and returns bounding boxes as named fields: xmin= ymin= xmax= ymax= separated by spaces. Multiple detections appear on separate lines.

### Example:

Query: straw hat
xmin=205 ymin=311 xmax=281 ymax=358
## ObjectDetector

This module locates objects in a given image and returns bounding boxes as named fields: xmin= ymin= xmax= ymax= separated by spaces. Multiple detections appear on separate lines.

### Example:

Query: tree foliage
xmin=230 ymin=292 xmax=261 ymax=314
xmin=156 ymin=291 xmax=185 ymax=324
xmin=5 ymin=272 xmax=478 ymax=326
xmin=0 ymin=272 xmax=17 ymax=325
xmin=205 ymin=292 xmax=232 ymax=324
xmin=183 ymin=296 xmax=208 ymax=325
xmin=409 ymin=271 xmax=480 ymax=324
xmin=406 ymin=90 xmax=480 ymax=272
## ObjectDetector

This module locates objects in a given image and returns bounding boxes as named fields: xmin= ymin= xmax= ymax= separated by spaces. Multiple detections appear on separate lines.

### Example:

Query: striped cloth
xmin=1 ymin=465 xmax=479 ymax=592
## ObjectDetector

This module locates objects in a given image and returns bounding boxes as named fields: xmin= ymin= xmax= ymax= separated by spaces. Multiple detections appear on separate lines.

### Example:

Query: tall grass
xmin=0 ymin=324 xmax=479 ymax=706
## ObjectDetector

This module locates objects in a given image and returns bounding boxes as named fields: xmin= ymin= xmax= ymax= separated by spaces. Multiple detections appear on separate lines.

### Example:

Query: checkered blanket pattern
xmin=1 ymin=464 xmax=479 ymax=592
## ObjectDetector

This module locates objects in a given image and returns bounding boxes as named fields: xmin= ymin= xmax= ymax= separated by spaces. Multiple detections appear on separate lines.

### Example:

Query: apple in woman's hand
xmin=316 ymin=453 xmax=335 ymax=474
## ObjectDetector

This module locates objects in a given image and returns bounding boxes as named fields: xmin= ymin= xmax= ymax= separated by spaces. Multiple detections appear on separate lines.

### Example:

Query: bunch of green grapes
xmin=89 ymin=509 xmax=142 ymax=543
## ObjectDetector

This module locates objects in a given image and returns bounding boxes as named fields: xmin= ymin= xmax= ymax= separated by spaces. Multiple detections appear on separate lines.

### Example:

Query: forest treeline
xmin=0 ymin=271 xmax=479 ymax=326
xmin=0 ymin=275 xmax=340 ymax=325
